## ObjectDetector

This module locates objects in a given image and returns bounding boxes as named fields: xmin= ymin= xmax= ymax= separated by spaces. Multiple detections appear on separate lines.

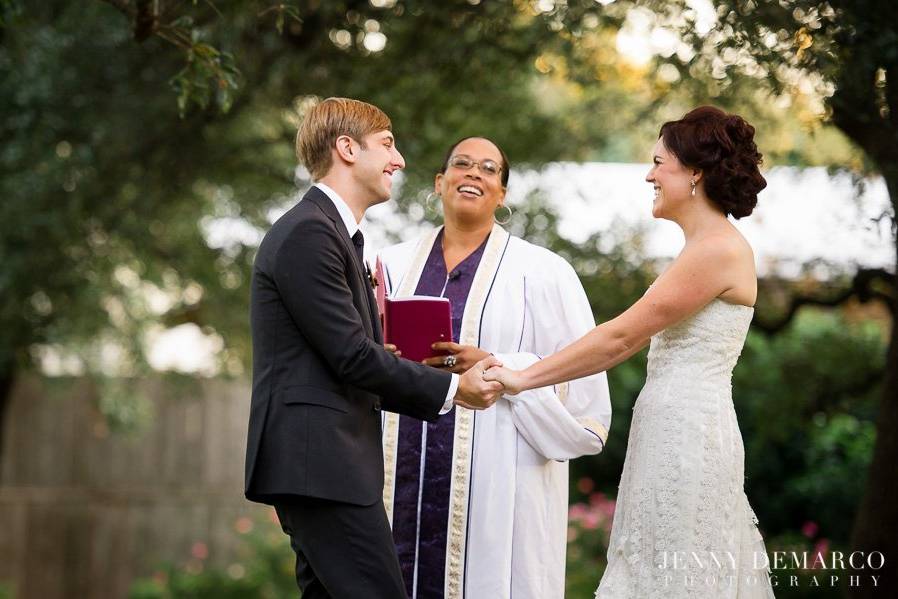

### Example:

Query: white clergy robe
xmin=379 ymin=224 xmax=612 ymax=599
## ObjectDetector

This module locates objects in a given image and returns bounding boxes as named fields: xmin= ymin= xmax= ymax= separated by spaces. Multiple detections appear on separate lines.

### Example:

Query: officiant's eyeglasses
xmin=447 ymin=155 xmax=503 ymax=177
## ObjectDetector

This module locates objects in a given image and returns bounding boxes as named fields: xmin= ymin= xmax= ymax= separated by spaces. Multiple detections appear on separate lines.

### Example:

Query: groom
xmin=244 ymin=97 xmax=504 ymax=598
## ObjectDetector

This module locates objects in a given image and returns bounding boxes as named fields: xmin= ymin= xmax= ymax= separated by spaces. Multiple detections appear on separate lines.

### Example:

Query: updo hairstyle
xmin=659 ymin=106 xmax=766 ymax=218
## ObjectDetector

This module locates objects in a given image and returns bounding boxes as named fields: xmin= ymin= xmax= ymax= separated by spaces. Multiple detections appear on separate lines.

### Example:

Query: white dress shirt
xmin=313 ymin=183 xmax=458 ymax=413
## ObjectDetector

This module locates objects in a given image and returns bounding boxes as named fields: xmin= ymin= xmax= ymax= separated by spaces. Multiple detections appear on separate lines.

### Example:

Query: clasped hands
xmin=385 ymin=341 xmax=524 ymax=410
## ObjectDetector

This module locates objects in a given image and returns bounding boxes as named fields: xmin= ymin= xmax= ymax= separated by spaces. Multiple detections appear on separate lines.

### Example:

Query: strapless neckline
xmin=709 ymin=297 xmax=754 ymax=311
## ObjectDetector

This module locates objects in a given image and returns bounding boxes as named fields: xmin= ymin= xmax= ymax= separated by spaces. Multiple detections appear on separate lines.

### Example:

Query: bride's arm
xmin=491 ymin=235 xmax=748 ymax=393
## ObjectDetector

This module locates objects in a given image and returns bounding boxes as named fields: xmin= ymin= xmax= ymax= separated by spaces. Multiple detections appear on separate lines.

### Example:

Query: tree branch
xmin=134 ymin=0 xmax=159 ymax=42
xmin=98 ymin=0 xmax=158 ymax=42
xmin=162 ymin=303 xmax=204 ymax=328
xmin=753 ymin=268 xmax=896 ymax=334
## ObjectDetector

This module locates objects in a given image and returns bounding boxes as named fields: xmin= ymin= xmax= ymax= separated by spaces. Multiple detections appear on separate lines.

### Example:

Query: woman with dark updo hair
xmin=486 ymin=107 xmax=775 ymax=597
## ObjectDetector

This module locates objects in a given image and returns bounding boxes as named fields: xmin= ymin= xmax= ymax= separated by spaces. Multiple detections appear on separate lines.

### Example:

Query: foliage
xmin=1 ymin=1 xmax=275 ymax=387
xmin=565 ymin=491 xmax=615 ymax=596
xmin=736 ymin=312 xmax=884 ymax=542
xmin=764 ymin=532 xmax=850 ymax=598
xmin=130 ymin=510 xmax=296 ymax=599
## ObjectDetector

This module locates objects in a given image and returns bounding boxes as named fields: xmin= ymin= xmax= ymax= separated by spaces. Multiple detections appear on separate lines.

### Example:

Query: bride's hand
xmin=482 ymin=365 xmax=526 ymax=396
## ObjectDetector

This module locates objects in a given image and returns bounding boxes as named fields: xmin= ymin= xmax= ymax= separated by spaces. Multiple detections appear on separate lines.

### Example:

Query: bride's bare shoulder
xmin=688 ymin=226 xmax=754 ymax=266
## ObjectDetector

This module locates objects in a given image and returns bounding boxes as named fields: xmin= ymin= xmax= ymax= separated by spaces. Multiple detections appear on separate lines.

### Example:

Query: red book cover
xmin=383 ymin=297 xmax=453 ymax=363
xmin=374 ymin=257 xmax=453 ymax=362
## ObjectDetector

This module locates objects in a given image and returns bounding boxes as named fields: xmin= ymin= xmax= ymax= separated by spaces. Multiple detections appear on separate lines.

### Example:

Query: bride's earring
xmin=690 ymin=180 xmax=696 ymax=197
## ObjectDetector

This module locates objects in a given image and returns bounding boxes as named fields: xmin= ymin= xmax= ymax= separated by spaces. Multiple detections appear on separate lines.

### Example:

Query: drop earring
xmin=690 ymin=180 xmax=696 ymax=197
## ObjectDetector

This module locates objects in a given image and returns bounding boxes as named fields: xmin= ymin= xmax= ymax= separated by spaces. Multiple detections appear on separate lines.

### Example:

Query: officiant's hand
xmin=384 ymin=343 xmax=402 ymax=357
xmin=482 ymin=365 xmax=526 ymax=396
xmin=423 ymin=342 xmax=490 ymax=374
xmin=453 ymin=355 xmax=504 ymax=410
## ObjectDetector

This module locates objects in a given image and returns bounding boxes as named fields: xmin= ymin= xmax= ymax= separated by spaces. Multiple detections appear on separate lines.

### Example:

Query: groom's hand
xmin=453 ymin=355 xmax=504 ymax=410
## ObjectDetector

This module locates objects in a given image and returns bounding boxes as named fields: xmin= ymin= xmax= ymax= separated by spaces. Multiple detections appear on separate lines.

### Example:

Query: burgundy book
xmin=375 ymin=258 xmax=453 ymax=363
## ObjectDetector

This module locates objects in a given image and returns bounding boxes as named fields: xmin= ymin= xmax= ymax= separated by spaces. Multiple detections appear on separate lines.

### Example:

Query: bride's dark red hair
xmin=659 ymin=106 xmax=766 ymax=219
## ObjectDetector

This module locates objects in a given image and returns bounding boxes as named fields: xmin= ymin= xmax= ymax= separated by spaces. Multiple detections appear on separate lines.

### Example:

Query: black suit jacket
xmin=245 ymin=187 xmax=451 ymax=506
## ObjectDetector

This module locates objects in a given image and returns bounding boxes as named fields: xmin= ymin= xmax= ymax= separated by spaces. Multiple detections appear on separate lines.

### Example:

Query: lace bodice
xmin=646 ymin=298 xmax=754 ymax=384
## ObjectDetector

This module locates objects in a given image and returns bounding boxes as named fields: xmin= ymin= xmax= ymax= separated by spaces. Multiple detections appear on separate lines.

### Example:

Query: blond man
xmin=244 ymin=97 xmax=502 ymax=598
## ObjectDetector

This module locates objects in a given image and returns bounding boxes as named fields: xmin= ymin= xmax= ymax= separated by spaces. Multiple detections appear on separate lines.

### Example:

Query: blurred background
xmin=1 ymin=1 xmax=896 ymax=597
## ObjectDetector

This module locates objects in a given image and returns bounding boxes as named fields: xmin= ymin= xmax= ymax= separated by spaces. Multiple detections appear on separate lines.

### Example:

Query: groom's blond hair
xmin=296 ymin=97 xmax=392 ymax=180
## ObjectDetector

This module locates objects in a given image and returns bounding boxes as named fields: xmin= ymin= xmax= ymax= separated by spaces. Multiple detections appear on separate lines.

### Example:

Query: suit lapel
xmin=356 ymin=257 xmax=383 ymax=343
xmin=305 ymin=188 xmax=380 ymax=339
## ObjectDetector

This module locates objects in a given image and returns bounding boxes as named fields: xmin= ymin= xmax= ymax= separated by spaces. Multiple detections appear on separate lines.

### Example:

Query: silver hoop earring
xmin=690 ymin=180 xmax=696 ymax=197
xmin=425 ymin=191 xmax=441 ymax=213
xmin=494 ymin=204 xmax=513 ymax=225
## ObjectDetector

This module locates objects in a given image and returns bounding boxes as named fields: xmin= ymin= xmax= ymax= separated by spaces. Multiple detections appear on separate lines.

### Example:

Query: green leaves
xmin=169 ymin=44 xmax=240 ymax=117
xmin=0 ymin=0 xmax=23 ymax=27
xmin=259 ymin=3 xmax=302 ymax=35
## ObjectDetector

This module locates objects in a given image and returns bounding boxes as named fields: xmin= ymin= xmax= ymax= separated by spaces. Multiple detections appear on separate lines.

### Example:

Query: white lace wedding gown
xmin=596 ymin=299 xmax=775 ymax=598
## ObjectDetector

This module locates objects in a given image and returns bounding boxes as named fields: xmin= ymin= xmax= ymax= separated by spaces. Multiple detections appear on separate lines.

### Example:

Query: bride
xmin=483 ymin=106 xmax=776 ymax=598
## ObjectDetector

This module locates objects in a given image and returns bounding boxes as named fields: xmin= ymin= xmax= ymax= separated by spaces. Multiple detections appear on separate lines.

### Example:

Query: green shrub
xmin=565 ymin=490 xmax=614 ymax=596
xmin=130 ymin=510 xmax=295 ymax=599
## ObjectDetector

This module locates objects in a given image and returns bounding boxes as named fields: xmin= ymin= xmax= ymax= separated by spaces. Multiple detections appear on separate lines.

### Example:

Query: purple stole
xmin=391 ymin=229 xmax=488 ymax=598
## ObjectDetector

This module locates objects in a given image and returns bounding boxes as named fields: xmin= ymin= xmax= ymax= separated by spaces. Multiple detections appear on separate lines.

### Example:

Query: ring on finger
xmin=443 ymin=355 xmax=458 ymax=368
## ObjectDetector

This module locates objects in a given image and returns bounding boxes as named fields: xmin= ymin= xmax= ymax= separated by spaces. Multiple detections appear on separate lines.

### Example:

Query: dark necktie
xmin=351 ymin=229 xmax=380 ymax=338
xmin=351 ymin=230 xmax=365 ymax=267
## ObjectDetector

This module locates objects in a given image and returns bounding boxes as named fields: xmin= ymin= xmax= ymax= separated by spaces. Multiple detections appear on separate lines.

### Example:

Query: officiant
xmin=377 ymin=137 xmax=612 ymax=599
